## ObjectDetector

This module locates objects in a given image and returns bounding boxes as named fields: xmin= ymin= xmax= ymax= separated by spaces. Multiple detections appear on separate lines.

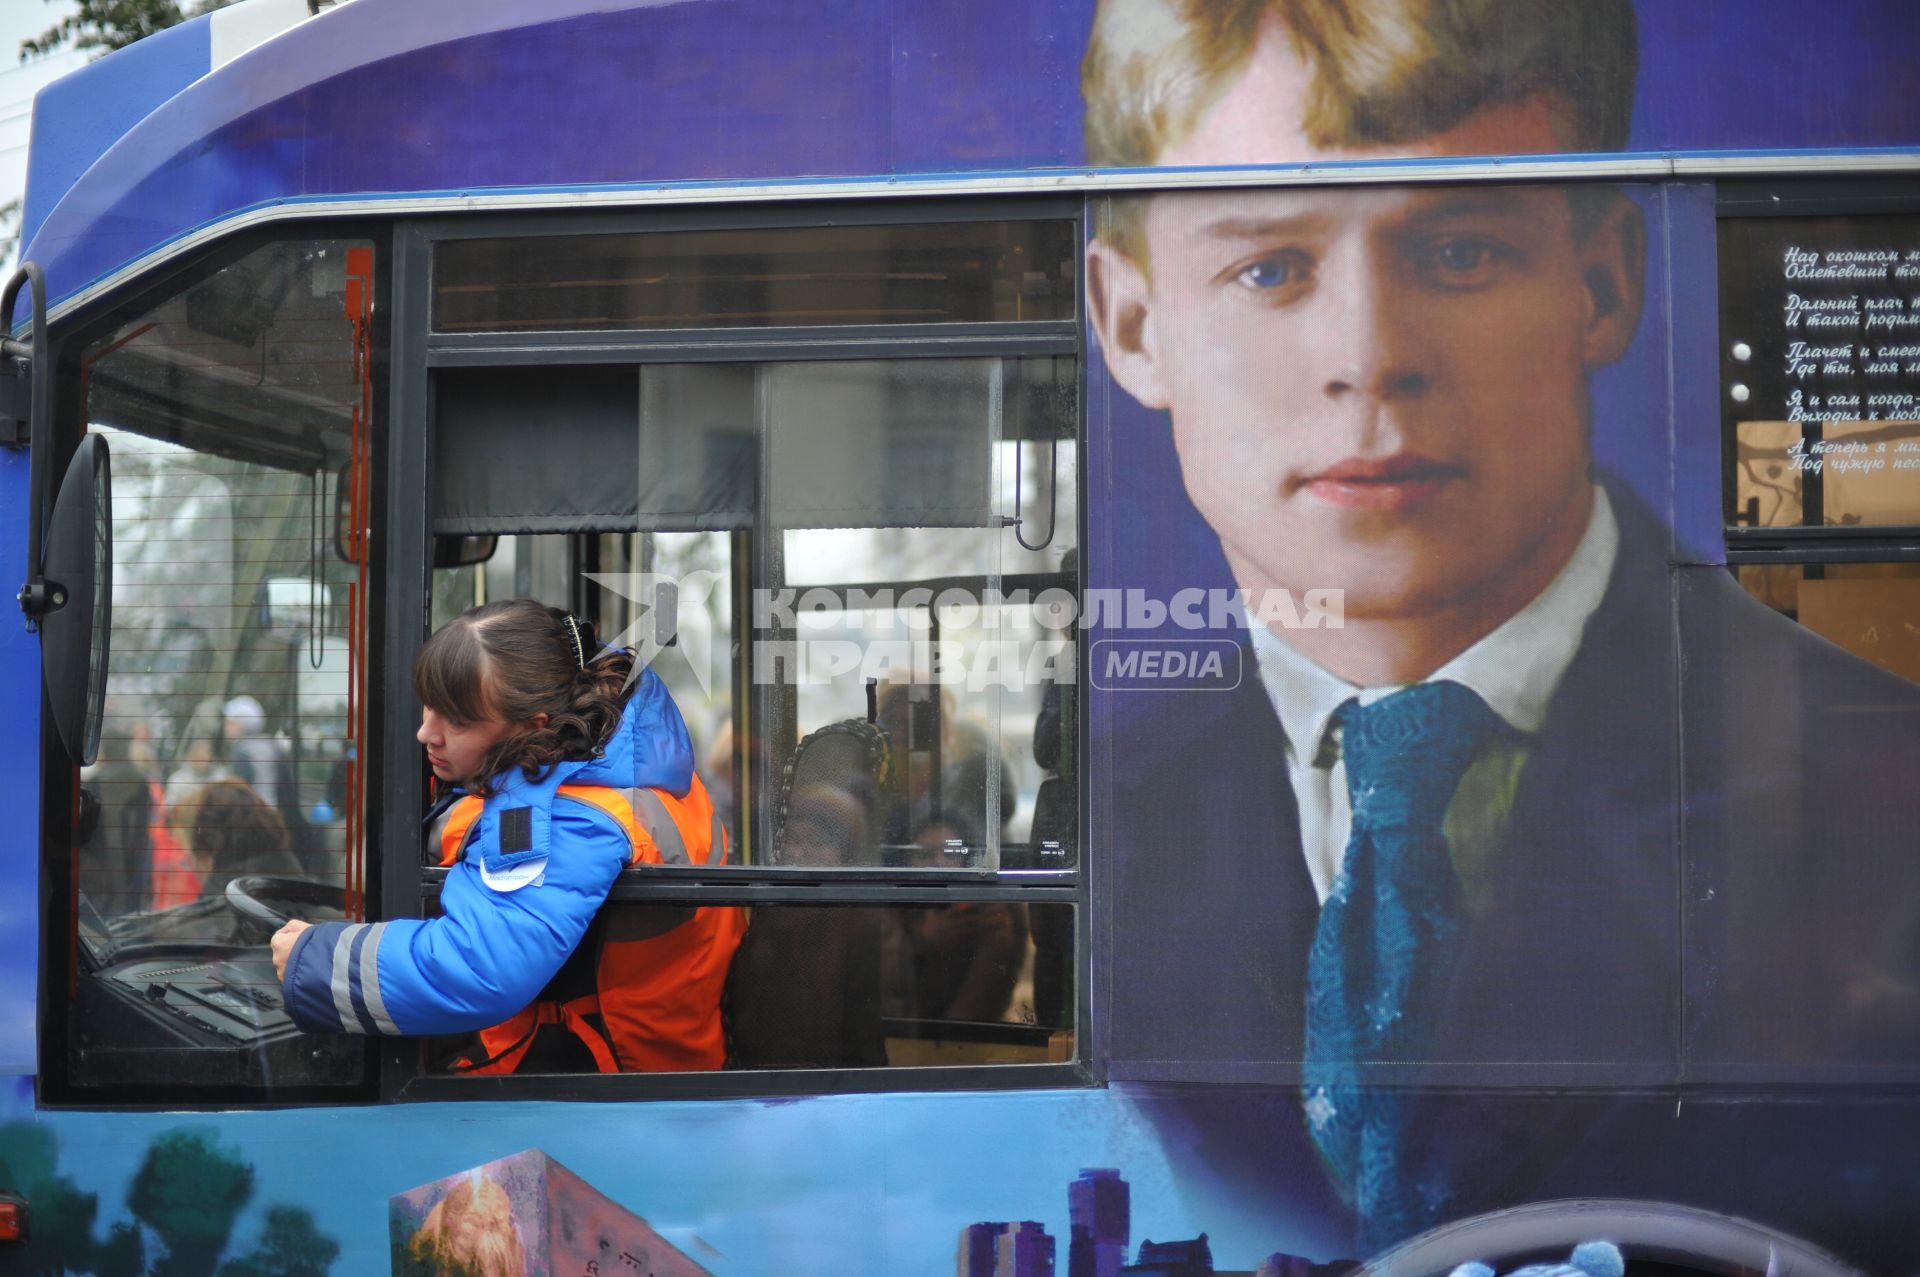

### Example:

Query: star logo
xmin=583 ymin=570 xmax=724 ymax=701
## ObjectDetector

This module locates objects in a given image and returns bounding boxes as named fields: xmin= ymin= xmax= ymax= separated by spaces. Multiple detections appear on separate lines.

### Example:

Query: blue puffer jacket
xmin=280 ymin=668 xmax=694 ymax=1037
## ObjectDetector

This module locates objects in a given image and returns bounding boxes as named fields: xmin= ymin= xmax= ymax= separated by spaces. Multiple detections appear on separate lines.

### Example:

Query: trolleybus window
xmin=1721 ymin=201 xmax=1920 ymax=691
xmin=1709 ymin=191 xmax=1920 ymax=1077
xmin=431 ymin=220 xmax=1077 ymax=332
xmin=407 ymin=209 xmax=1082 ymax=1088
xmin=46 ymin=208 xmax=1084 ymax=1101
xmin=57 ymin=237 xmax=378 ymax=1101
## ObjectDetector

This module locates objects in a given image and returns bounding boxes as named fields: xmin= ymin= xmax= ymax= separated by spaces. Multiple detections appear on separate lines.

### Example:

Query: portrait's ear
xmin=1087 ymin=235 xmax=1171 ymax=410
xmin=1578 ymin=193 xmax=1646 ymax=369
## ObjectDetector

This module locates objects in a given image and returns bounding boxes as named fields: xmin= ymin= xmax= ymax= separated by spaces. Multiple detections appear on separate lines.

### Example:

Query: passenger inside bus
xmin=113 ymin=779 xmax=307 ymax=948
xmin=871 ymin=683 xmax=1030 ymax=1028
xmin=727 ymin=784 xmax=888 ymax=1070
xmin=187 ymin=780 xmax=306 ymax=896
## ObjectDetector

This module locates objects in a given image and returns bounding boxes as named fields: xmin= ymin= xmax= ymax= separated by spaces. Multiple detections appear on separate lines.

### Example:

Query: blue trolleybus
xmin=4 ymin=0 xmax=1920 ymax=1273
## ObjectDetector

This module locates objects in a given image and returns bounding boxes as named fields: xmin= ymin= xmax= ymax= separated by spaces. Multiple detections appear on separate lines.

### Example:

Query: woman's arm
xmin=278 ymin=800 xmax=629 ymax=1036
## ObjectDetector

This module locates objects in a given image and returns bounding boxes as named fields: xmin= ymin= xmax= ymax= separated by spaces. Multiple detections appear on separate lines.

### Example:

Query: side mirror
xmin=432 ymin=534 xmax=498 ymax=569
xmin=6 ymin=262 xmax=113 ymax=766
xmin=40 ymin=434 xmax=112 ymax=766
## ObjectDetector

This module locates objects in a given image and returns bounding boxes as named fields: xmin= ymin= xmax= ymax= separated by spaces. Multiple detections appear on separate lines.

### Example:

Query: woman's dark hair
xmin=413 ymin=599 xmax=637 ymax=794
xmin=187 ymin=778 xmax=289 ymax=873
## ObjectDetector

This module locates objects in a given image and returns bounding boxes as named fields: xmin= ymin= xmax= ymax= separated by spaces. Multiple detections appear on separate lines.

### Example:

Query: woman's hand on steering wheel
xmin=270 ymin=919 xmax=311 ymax=982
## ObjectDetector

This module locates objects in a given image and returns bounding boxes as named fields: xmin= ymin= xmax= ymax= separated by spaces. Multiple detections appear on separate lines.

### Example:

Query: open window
xmin=407 ymin=207 xmax=1083 ymax=1090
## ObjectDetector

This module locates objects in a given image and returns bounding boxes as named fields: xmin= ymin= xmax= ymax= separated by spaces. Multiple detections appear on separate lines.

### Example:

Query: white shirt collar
xmin=1251 ymin=484 xmax=1620 ymax=764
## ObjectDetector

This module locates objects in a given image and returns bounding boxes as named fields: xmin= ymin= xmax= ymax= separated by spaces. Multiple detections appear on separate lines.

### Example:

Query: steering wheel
xmin=223 ymin=875 xmax=349 ymax=930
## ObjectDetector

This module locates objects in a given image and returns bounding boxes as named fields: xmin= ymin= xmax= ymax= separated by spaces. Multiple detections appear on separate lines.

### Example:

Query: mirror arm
xmin=3 ymin=263 xmax=54 ymax=628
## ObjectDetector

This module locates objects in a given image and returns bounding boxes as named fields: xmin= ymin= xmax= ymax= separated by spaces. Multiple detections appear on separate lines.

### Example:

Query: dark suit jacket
xmin=1100 ymin=485 xmax=1920 ymax=1262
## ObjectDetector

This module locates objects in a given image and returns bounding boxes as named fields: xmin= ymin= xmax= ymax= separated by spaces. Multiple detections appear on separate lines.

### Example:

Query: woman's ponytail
xmin=543 ymin=627 xmax=636 ymax=773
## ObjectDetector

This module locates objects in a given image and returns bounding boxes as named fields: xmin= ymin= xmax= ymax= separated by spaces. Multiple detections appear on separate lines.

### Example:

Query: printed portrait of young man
xmin=1081 ymin=0 xmax=1920 ymax=1252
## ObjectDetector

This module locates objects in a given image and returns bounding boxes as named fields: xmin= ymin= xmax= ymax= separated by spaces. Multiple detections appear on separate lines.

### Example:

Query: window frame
xmin=38 ymin=224 xmax=395 ymax=1108
xmin=1706 ymin=182 xmax=1920 ymax=1090
xmin=1719 ymin=179 xmax=1920 ymax=567
xmin=383 ymin=199 xmax=1092 ymax=1102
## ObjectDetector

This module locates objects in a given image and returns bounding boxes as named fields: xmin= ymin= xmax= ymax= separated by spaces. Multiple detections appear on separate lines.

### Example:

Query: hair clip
xmin=577 ymin=618 xmax=605 ymax=662
xmin=562 ymin=613 xmax=586 ymax=670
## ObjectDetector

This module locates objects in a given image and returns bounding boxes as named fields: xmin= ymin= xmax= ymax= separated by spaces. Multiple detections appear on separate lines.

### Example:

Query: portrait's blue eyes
xmin=1241 ymin=261 xmax=1286 ymax=288
xmin=1227 ymin=238 xmax=1510 ymax=295
xmin=1234 ymin=253 xmax=1310 ymax=292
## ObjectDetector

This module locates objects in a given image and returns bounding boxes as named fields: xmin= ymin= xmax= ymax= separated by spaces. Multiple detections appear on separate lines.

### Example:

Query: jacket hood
xmin=455 ymin=662 xmax=696 ymax=821
xmin=562 ymin=663 xmax=695 ymax=797
xmin=460 ymin=664 xmax=696 ymax=878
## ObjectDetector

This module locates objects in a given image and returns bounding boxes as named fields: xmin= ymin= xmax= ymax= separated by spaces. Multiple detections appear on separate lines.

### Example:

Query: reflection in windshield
xmin=65 ymin=238 xmax=374 ymax=1097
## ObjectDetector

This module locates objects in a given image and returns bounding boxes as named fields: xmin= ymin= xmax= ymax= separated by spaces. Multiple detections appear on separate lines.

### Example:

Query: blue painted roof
xmin=21 ymin=15 xmax=212 ymax=257
xmin=19 ymin=0 xmax=1920 ymax=314
xmin=20 ymin=0 xmax=1092 ymax=310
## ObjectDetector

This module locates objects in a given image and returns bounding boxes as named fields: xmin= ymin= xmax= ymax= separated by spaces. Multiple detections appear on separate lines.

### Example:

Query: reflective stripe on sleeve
xmin=323 ymin=923 xmax=402 ymax=1036
xmin=357 ymin=922 xmax=400 ymax=1035
xmin=329 ymin=925 xmax=372 ymax=1034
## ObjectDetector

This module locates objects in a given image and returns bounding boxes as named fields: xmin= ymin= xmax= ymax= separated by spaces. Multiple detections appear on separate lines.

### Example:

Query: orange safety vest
xmin=435 ymin=773 xmax=744 ymax=1074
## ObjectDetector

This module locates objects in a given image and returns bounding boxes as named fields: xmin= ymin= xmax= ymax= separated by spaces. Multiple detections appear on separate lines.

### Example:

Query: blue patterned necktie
xmin=1301 ymin=680 xmax=1504 ymax=1246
